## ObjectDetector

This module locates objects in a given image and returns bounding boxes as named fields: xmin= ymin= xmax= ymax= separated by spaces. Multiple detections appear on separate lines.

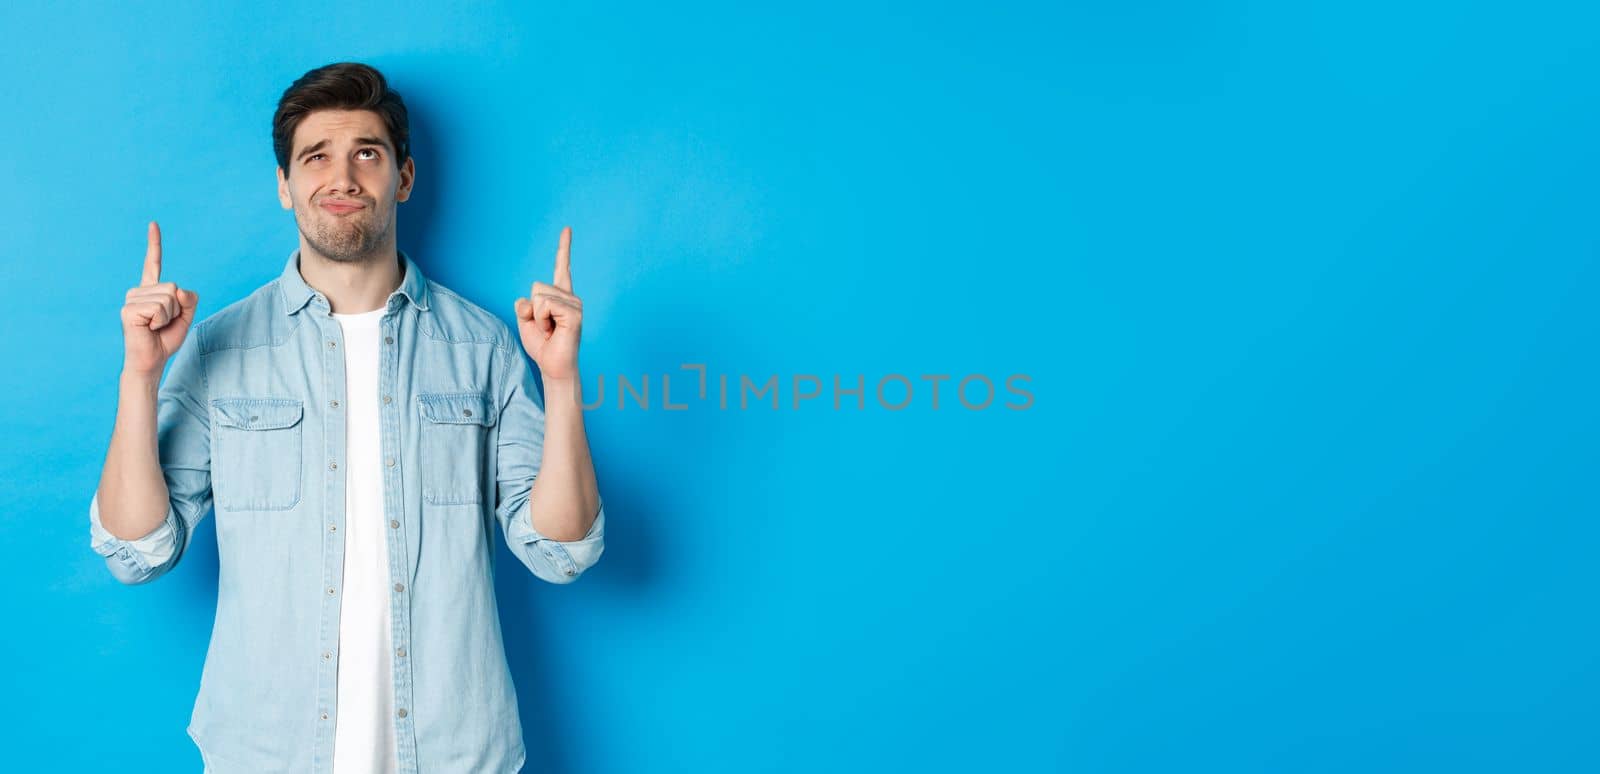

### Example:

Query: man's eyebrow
xmin=295 ymin=136 xmax=392 ymax=162
xmin=295 ymin=139 xmax=329 ymax=162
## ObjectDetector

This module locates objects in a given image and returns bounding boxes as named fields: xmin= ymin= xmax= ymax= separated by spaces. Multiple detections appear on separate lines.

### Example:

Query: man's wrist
xmin=542 ymin=375 xmax=583 ymax=407
xmin=120 ymin=366 xmax=162 ymax=391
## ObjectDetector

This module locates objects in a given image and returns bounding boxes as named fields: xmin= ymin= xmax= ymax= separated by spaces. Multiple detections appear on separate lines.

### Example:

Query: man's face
xmin=276 ymin=109 xmax=414 ymax=263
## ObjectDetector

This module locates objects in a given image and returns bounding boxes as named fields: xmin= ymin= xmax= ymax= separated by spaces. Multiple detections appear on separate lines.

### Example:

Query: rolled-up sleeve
xmin=492 ymin=334 xmax=607 ymax=584
xmin=89 ymin=493 xmax=184 ymax=585
xmin=87 ymin=324 xmax=213 ymax=585
xmin=505 ymin=496 xmax=606 ymax=584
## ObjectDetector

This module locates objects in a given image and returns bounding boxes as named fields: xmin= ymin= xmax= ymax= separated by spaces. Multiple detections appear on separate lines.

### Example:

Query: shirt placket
xmin=313 ymin=301 xmax=347 ymax=773
xmin=381 ymin=308 xmax=421 ymax=772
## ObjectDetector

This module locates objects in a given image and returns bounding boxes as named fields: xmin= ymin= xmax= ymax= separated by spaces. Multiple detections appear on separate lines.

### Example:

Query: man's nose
xmin=329 ymin=157 xmax=361 ymax=194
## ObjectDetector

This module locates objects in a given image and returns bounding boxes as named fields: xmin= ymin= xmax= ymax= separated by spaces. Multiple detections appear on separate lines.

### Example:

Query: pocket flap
xmin=212 ymin=397 xmax=304 ymax=430
xmin=418 ymin=392 xmax=495 ymax=426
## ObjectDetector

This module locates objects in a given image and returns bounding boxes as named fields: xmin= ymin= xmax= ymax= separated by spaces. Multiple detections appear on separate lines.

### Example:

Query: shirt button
xmin=385 ymin=457 xmax=395 ymax=467
xmin=329 ymin=461 xmax=338 ymax=470
xmin=327 ymin=586 xmax=336 ymax=595
xmin=385 ymin=336 xmax=394 ymax=345
xmin=390 ymin=519 xmax=400 ymax=529
xmin=328 ymin=341 xmax=337 ymax=349
xmin=322 ymin=651 xmax=332 ymax=660
xmin=394 ymin=582 xmax=405 ymax=593
xmin=328 ymin=524 xmax=337 ymax=532
xmin=396 ymin=647 xmax=406 ymax=658
xmin=383 ymin=395 xmax=392 ymax=404
xmin=397 ymin=708 xmax=408 ymax=718
xmin=330 ymin=399 xmax=340 ymax=408
xmin=462 ymin=408 xmax=473 ymax=417
xmin=321 ymin=712 xmax=329 ymax=720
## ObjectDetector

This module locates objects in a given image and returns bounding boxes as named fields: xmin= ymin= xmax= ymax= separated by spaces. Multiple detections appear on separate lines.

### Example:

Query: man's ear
xmin=396 ymin=156 xmax=415 ymax=203
xmin=277 ymin=167 xmax=293 ymax=210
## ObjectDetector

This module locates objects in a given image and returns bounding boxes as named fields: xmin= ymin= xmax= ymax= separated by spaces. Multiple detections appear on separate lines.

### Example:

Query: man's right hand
xmin=121 ymin=221 xmax=199 ymax=378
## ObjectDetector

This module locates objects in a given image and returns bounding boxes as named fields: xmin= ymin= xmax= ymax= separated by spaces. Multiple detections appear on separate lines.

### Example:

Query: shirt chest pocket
xmin=211 ymin=397 xmax=305 ymax=511
xmin=417 ymin=391 xmax=496 ymax=505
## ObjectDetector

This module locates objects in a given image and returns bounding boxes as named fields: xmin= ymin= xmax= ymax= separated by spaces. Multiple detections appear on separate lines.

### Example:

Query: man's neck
xmin=297 ymin=240 xmax=403 ymax=314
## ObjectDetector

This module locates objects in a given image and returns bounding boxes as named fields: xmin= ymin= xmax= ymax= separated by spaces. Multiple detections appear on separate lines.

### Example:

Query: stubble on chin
xmin=301 ymin=209 xmax=384 ymax=264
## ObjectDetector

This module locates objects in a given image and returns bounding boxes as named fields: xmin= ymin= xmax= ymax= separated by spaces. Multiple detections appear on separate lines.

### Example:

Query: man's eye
xmin=306 ymin=153 xmax=324 ymax=162
xmin=358 ymin=148 xmax=379 ymax=159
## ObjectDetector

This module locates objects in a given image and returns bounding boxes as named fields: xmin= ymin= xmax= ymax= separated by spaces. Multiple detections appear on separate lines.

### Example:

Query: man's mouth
xmin=320 ymin=200 xmax=367 ymax=214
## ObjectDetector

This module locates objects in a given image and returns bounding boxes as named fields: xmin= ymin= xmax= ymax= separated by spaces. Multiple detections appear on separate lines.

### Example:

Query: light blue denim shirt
xmin=88 ymin=248 xmax=606 ymax=773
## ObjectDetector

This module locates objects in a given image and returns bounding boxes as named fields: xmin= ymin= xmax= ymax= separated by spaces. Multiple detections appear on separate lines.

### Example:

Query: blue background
xmin=3 ymin=1 xmax=1596 ymax=771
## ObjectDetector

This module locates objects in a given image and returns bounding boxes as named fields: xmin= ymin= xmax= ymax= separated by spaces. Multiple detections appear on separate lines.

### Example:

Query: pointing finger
xmin=552 ymin=226 xmax=572 ymax=292
xmin=142 ymin=220 xmax=162 ymax=287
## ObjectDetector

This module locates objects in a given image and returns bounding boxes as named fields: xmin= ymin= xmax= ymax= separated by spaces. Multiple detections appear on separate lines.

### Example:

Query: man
xmin=88 ymin=62 xmax=606 ymax=773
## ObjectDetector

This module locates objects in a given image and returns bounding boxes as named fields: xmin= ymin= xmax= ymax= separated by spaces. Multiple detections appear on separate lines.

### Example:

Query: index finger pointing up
xmin=142 ymin=220 xmax=162 ymax=286
xmin=552 ymin=226 xmax=573 ymax=292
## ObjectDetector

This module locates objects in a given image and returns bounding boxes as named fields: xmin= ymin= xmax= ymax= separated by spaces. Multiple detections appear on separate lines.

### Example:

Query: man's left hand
xmin=515 ymin=226 xmax=583 ymax=382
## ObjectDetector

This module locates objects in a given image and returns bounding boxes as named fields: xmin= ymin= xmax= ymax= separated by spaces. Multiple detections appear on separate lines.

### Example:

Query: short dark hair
xmin=272 ymin=62 xmax=410 ymax=176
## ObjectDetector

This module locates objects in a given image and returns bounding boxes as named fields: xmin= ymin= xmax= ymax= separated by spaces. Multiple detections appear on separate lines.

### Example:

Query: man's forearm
xmin=97 ymin=369 xmax=172 ymax=541
xmin=525 ymin=373 xmax=601 ymax=541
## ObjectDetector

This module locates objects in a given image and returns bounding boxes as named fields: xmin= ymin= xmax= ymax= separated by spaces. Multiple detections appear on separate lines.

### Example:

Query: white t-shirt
xmin=330 ymin=306 xmax=398 ymax=774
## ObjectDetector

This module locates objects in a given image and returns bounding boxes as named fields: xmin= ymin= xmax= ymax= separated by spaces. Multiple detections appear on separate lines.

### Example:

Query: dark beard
xmin=305 ymin=213 xmax=385 ymax=264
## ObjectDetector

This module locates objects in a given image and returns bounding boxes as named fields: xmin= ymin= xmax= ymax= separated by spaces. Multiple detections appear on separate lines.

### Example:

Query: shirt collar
xmin=278 ymin=247 xmax=431 ymax=315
